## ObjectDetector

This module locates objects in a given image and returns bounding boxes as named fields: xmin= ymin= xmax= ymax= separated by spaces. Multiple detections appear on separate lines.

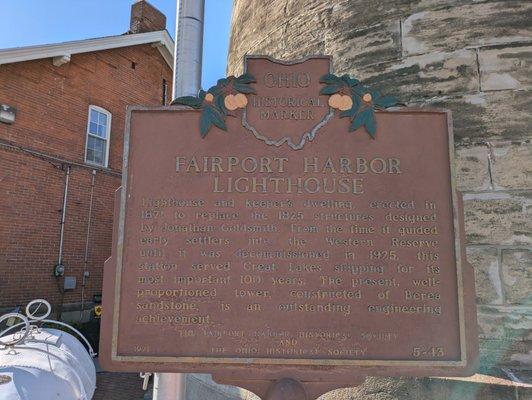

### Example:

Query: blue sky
xmin=0 ymin=0 xmax=233 ymax=89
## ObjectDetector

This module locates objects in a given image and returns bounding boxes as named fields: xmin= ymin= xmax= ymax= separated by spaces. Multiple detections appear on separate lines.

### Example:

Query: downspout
xmin=56 ymin=165 xmax=71 ymax=274
xmin=55 ymin=164 xmax=71 ymax=321
xmin=80 ymin=170 xmax=96 ymax=322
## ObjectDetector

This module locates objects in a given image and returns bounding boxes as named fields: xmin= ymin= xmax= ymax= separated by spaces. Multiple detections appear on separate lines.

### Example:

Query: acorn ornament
xmin=234 ymin=93 xmax=248 ymax=108
xmin=224 ymin=94 xmax=238 ymax=111
xmin=338 ymin=96 xmax=353 ymax=111
xmin=329 ymin=93 xmax=353 ymax=111
xmin=224 ymin=93 xmax=248 ymax=110
xmin=328 ymin=93 xmax=342 ymax=108
xmin=318 ymin=72 xmax=399 ymax=137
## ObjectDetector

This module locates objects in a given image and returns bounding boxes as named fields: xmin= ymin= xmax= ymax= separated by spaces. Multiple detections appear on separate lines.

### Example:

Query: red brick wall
xmin=0 ymin=44 xmax=172 ymax=309
xmin=130 ymin=0 xmax=167 ymax=34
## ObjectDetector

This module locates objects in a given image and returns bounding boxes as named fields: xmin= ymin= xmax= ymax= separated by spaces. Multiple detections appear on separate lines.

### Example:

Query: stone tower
xmin=228 ymin=1 xmax=531 ymax=398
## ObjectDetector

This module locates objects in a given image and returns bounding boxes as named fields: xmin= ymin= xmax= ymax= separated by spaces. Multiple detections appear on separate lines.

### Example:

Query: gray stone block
xmin=402 ymin=2 xmax=532 ymax=56
xmin=353 ymin=49 xmax=479 ymax=101
xmin=325 ymin=20 xmax=401 ymax=71
xmin=477 ymin=305 xmax=532 ymax=368
xmin=420 ymin=91 xmax=531 ymax=142
xmin=477 ymin=305 xmax=532 ymax=341
xmin=479 ymin=45 xmax=532 ymax=92
xmin=466 ymin=246 xmax=503 ymax=305
xmin=501 ymin=249 xmax=532 ymax=305
xmin=456 ymin=145 xmax=491 ymax=191
xmin=464 ymin=192 xmax=531 ymax=246
xmin=491 ymin=141 xmax=532 ymax=190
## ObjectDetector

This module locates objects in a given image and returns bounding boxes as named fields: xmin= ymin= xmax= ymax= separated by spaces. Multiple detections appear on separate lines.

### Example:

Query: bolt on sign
xmin=100 ymin=56 xmax=478 ymax=399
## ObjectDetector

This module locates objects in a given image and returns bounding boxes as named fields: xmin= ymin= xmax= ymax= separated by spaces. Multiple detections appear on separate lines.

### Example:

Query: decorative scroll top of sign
xmin=172 ymin=56 xmax=397 ymax=147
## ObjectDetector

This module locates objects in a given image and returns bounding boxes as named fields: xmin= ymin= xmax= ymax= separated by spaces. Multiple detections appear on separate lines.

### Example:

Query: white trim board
xmin=0 ymin=31 xmax=174 ymax=68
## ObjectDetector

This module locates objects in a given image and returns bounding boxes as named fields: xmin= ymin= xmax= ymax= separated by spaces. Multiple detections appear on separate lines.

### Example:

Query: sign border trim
xmin=111 ymin=106 xmax=467 ymax=368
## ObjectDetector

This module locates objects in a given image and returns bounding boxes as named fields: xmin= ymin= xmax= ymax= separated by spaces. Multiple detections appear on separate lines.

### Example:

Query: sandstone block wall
xmin=227 ymin=0 xmax=531 ymax=394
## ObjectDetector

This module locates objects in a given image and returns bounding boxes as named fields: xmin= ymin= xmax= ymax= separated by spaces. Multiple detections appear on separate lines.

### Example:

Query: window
xmin=85 ymin=106 xmax=111 ymax=167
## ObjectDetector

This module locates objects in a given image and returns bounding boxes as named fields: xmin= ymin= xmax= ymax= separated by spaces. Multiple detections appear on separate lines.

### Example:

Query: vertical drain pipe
xmin=57 ymin=165 xmax=71 ymax=273
xmin=152 ymin=1 xmax=205 ymax=399
xmin=80 ymin=170 xmax=96 ymax=322
xmin=55 ymin=164 xmax=71 ymax=322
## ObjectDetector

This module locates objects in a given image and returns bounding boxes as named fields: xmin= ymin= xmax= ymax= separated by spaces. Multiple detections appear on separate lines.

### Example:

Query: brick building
xmin=0 ymin=1 xmax=173 ymax=320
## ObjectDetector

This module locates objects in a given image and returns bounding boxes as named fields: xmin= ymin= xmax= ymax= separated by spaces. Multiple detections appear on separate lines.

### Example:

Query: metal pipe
xmin=153 ymin=373 xmax=187 ymax=400
xmin=80 ymin=170 xmax=96 ymax=322
xmin=57 ymin=165 xmax=71 ymax=267
xmin=154 ymin=0 xmax=205 ymax=398
xmin=172 ymin=0 xmax=205 ymax=99
xmin=55 ymin=164 xmax=71 ymax=321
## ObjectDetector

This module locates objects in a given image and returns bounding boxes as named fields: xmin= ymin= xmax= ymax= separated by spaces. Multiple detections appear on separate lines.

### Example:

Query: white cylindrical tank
xmin=0 ymin=328 xmax=96 ymax=400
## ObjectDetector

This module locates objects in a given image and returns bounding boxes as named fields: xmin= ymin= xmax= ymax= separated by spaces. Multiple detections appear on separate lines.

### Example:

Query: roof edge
xmin=0 ymin=30 xmax=174 ymax=68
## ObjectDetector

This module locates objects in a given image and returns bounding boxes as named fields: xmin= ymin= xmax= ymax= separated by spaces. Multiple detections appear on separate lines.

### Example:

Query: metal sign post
xmin=172 ymin=0 xmax=205 ymax=99
xmin=153 ymin=1 xmax=205 ymax=399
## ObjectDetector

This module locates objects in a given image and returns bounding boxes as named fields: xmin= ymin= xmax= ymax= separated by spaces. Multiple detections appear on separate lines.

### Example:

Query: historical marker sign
xmin=100 ymin=56 xmax=477 ymax=399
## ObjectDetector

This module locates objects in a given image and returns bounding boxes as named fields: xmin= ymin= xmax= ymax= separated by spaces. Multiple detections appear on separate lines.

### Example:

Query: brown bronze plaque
xmin=100 ymin=56 xmax=478 ymax=395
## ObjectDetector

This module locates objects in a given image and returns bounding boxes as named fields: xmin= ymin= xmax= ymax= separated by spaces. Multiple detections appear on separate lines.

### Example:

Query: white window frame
xmin=85 ymin=105 xmax=111 ymax=168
